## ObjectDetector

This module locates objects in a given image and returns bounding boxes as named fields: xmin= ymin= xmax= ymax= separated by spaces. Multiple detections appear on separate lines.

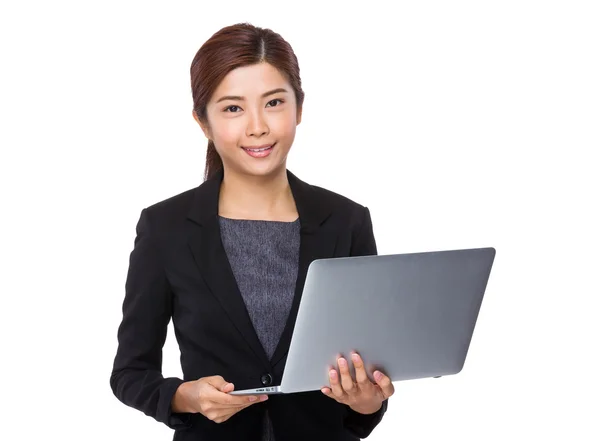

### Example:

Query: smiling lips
xmin=242 ymin=144 xmax=274 ymax=151
xmin=242 ymin=143 xmax=275 ymax=158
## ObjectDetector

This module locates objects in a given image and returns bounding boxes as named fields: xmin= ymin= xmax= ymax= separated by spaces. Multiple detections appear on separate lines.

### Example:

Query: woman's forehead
xmin=213 ymin=63 xmax=290 ymax=99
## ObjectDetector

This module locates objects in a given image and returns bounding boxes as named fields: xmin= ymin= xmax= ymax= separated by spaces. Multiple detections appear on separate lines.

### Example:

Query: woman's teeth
xmin=243 ymin=144 xmax=274 ymax=158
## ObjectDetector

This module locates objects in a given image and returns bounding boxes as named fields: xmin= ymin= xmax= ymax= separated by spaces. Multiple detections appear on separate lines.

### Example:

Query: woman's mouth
xmin=242 ymin=143 xmax=275 ymax=158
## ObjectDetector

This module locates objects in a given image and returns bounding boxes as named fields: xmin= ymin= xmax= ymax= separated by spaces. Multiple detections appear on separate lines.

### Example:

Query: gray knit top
xmin=218 ymin=215 xmax=301 ymax=441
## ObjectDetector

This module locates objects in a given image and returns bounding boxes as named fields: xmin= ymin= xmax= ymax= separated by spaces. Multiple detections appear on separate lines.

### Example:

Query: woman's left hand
xmin=321 ymin=352 xmax=395 ymax=415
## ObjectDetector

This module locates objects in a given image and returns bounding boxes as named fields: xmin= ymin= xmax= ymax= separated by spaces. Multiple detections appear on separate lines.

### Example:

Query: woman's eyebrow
xmin=215 ymin=88 xmax=289 ymax=103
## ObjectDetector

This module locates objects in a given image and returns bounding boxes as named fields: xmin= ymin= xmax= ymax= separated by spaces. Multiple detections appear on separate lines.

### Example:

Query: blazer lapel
xmin=186 ymin=168 xmax=338 ymax=371
xmin=270 ymin=170 xmax=338 ymax=367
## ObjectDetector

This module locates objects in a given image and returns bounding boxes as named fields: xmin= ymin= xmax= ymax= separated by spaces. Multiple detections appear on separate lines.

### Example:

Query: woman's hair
xmin=190 ymin=23 xmax=305 ymax=181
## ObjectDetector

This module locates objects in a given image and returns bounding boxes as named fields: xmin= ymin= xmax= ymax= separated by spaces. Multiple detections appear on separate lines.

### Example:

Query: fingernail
xmin=248 ymin=396 xmax=257 ymax=402
xmin=374 ymin=371 xmax=383 ymax=381
xmin=261 ymin=395 xmax=269 ymax=401
xmin=338 ymin=358 xmax=347 ymax=367
xmin=351 ymin=353 xmax=360 ymax=362
xmin=329 ymin=369 xmax=337 ymax=378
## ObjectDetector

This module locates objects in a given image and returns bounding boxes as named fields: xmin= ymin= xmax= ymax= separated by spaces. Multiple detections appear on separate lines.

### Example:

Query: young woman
xmin=110 ymin=23 xmax=394 ymax=441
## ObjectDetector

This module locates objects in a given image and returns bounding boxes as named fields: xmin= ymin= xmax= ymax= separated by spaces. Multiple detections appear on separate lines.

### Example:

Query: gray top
xmin=218 ymin=215 xmax=301 ymax=441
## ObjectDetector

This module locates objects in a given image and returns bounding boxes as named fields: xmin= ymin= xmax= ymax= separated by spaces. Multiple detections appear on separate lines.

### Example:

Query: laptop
xmin=229 ymin=247 xmax=496 ymax=395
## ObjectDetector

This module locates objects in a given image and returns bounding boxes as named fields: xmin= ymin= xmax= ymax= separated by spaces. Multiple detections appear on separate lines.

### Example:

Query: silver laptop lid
xmin=279 ymin=247 xmax=496 ymax=394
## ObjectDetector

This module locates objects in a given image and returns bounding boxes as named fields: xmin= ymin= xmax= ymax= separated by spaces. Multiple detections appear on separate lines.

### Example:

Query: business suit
xmin=110 ymin=168 xmax=388 ymax=440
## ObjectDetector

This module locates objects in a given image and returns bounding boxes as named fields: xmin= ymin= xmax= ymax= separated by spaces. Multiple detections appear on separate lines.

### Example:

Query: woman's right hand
xmin=171 ymin=375 xmax=269 ymax=424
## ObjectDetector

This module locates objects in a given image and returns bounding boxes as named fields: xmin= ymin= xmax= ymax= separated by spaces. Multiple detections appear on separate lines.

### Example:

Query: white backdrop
xmin=1 ymin=1 xmax=598 ymax=439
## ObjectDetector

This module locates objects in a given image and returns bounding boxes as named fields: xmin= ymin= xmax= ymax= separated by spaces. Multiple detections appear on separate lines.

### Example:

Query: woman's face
xmin=194 ymin=62 xmax=302 ymax=178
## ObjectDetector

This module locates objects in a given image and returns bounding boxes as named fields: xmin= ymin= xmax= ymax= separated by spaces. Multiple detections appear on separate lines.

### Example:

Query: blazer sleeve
xmin=109 ymin=208 xmax=192 ymax=430
xmin=344 ymin=206 xmax=389 ymax=438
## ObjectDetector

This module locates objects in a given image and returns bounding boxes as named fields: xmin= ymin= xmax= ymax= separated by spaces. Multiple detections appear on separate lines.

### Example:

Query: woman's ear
xmin=192 ymin=110 xmax=212 ymax=140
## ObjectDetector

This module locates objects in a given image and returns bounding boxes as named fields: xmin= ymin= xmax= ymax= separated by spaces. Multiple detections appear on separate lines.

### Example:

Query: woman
xmin=110 ymin=23 xmax=394 ymax=440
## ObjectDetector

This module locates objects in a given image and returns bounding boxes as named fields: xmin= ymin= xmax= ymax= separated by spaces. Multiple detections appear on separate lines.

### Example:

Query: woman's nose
xmin=246 ymin=111 xmax=269 ymax=137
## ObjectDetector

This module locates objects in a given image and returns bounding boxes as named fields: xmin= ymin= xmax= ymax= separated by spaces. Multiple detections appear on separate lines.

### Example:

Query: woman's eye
xmin=267 ymin=99 xmax=284 ymax=107
xmin=224 ymin=99 xmax=283 ymax=113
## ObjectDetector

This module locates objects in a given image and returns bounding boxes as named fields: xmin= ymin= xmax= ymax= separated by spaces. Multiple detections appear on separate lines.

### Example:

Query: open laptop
xmin=229 ymin=247 xmax=496 ymax=395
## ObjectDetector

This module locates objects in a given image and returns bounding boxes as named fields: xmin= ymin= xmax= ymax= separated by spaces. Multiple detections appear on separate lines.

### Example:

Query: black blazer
xmin=110 ymin=168 xmax=388 ymax=440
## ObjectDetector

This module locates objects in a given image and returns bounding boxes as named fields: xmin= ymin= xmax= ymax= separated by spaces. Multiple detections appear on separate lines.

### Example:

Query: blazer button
xmin=261 ymin=373 xmax=273 ymax=386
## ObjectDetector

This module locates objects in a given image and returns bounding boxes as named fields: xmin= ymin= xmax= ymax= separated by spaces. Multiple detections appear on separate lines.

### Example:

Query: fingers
xmin=204 ymin=377 xmax=268 ymax=407
xmin=215 ymin=390 xmax=268 ymax=407
xmin=204 ymin=396 xmax=266 ymax=410
xmin=217 ymin=382 xmax=265 ymax=405
xmin=322 ymin=352 xmax=388 ymax=394
xmin=337 ymin=357 xmax=358 ymax=395
xmin=196 ymin=376 xmax=270 ymax=424
xmin=328 ymin=364 xmax=346 ymax=398
xmin=350 ymin=352 xmax=370 ymax=387
xmin=206 ymin=375 xmax=227 ymax=386
xmin=199 ymin=389 xmax=267 ymax=423
xmin=205 ymin=375 xmax=230 ymax=393
xmin=214 ymin=400 xmax=260 ymax=424
xmin=220 ymin=381 xmax=234 ymax=392
xmin=373 ymin=370 xmax=395 ymax=399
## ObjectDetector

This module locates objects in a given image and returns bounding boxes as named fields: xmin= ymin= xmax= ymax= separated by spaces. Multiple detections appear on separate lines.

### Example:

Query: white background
xmin=1 ymin=1 xmax=598 ymax=439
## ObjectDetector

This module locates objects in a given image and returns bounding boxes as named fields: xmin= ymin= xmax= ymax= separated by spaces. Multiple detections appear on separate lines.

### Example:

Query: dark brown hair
xmin=190 ymin=23 xmax=305 ymax=181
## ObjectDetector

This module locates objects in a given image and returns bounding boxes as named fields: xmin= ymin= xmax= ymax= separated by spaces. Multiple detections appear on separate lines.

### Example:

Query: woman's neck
xmin=218 ymin=167 xmax=298 ymax=221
